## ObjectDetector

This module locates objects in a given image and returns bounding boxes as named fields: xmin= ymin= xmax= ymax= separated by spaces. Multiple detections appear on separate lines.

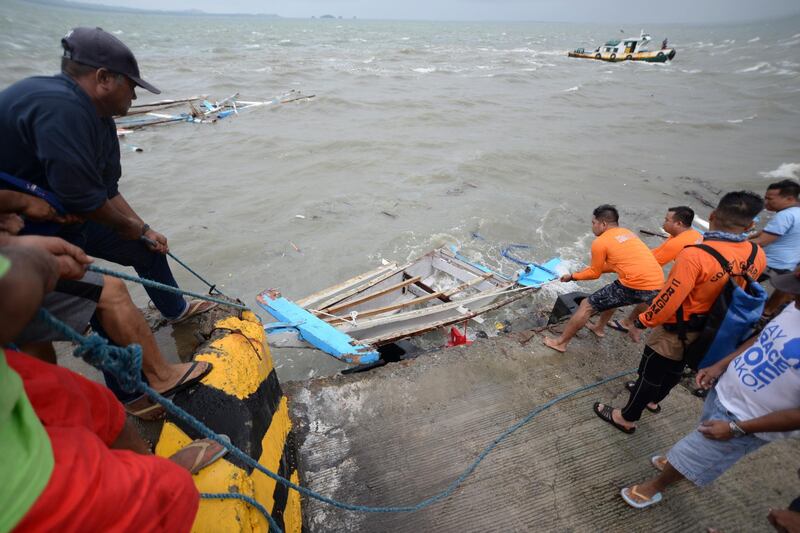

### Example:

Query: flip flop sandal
xmin=181 ymin=435 xmax=231 ymax=475
xmin=607 ymin=319 xmax=630 ymax=333
xmin=158 ymin=360 xmax=214 ymax=398
xmin=593 ymin=402 xmax=636 ymax=434
xmin=650 ymin=455 xmax=667 ymax=472
xmin=624 ymin=381 xmax=662 ymax=413
xmin=170 ymin=299 xmax=219 ymax=325
xmin=125 ymin=394 xmax=166 ymax=420
xmin=620 ymin=485 xmax=663 ymax=509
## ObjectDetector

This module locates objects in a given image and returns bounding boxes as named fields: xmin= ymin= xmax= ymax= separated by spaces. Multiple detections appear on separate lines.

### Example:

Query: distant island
xmin=24 ymin=0 xmax=281 ymax=17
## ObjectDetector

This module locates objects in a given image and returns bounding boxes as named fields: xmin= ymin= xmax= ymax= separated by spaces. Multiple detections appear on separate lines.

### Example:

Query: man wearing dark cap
xmin=0 ymin=27 xmax=215 ymax=323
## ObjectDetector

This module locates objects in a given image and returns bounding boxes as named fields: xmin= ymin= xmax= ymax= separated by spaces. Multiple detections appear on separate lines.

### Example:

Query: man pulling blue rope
xmin=0 ymin=243 xmax=227 ymax=532
xmin=0 ymin=27 xmax=216 ymax=324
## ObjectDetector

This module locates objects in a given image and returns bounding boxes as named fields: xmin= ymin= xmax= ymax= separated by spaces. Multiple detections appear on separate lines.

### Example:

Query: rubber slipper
xmin=124 ymin=394 xmax=166 ymax=420
xmin=620 ymin=485 xmax=662 ymax=509
xmin=623 ymin=381 xmax=661 ymax=413
xmin=650 ymin=455 xmax=667 ymax=472
xmin=157 ymin=360 xmax=213 ymax=398
xmin=593 ymin=402 xmax=635 ymax=434
xmin=170 ymin=299 xmax=218 ymax=325
xmin=607 ymin=319 xmax=629 ymax=333
xmin=178 ymin=435 xmax=230 ymax=475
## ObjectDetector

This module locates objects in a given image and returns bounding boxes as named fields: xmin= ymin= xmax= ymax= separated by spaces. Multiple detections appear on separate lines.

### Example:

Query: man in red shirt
xmin=0 ymin=242 xmax=227 ymax=532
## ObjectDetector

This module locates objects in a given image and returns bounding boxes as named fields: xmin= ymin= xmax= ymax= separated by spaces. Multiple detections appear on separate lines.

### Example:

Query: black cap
xmin=61 ymin=27 xmax=160 ymax=94
xmin=771 ymin=270 xmax=800 ymax=295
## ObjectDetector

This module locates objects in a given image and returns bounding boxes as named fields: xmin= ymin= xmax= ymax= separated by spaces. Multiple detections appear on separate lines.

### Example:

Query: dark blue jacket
xmin=0 ymin=73 xmax=121 ymax=213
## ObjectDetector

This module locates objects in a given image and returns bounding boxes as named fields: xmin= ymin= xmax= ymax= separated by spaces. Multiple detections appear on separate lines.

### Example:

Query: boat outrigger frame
xmin=257 ymin=247 xmax=560 ymax=364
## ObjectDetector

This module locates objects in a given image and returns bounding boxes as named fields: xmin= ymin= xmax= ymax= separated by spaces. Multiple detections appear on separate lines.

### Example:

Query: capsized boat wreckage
xmin=257 ymin=247 xmax=561 ymax=364
xmin=115 ymin=90 xmax=315 ymax=133
xmin=568 ymin=30 xmax=676 ymax=62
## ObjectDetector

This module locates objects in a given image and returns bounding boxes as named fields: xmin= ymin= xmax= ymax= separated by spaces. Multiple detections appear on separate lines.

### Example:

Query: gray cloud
xmin=76 ymin=0 xmax=800 ymax=23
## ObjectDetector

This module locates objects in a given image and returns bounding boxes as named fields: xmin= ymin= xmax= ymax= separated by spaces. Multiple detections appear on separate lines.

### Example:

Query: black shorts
xmin=15 ymin=272 xmax=104 ymax=344
xmin=587 ymin=280 xmax=659 ymax=312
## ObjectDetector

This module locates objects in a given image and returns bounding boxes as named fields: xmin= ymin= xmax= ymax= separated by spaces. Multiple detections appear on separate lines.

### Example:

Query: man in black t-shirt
xmin=0 ymin=27 xmax=214 ymax=323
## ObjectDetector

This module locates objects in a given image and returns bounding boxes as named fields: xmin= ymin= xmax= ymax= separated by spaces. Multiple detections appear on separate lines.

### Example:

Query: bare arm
xmin=108 ymin=193 xmax=143 ymax=225
xmin=0 ymin=234 xmax=92 ymax=279
xmin=0 ymin=190 xmax=78 ymax=223
xmin=739 ymin=408 xmax=800 ymax=435
xmin=698 ymin=407 xmax=800 ymax=440
xmin=84 ymin=198 xmax=143 ymax=241
xmin=0 ymin=245 xmax=59 ymax=344
xmin=749 ymin=231 xmax=779 ymax=247
xmin=695 ymin=334 xmax=758 ymax=389
xmin=108 ymin=193 xmax=169 ymax=253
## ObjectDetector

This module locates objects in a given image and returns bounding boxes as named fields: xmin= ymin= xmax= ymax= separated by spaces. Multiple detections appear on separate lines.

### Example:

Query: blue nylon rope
xmin=139 ymin=236 xmax=228 ymax=297
xmin=86 ymin=265 xmax=248 ymax=311
xmin=199 ymin=493 xmax=281 ymax=532
xmin=36 ymin=307 xmax=635 ymax=531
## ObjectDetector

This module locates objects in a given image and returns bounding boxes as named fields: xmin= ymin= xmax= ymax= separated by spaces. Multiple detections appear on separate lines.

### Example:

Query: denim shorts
xmin=587 ymin=280 xmax=660 ymax=312
xmin=666 ymin=389 xmax=767 ymax=487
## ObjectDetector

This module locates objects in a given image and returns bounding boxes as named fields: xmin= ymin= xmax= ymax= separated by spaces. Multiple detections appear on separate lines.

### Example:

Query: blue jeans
xmin=60 ymin=221 xmax=188 ymax=319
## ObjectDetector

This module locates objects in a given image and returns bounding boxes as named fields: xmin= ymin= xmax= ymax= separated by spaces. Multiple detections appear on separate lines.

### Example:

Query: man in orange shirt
xmin=651 ymin=206 xmax=704 ymax=266
xmin=544 ymin=205 xmax=664 ymax=353
xmin=594 ymin=191 xmax=766 ymax=434
xmin=617 ymin=206 xmax=703 ymax=339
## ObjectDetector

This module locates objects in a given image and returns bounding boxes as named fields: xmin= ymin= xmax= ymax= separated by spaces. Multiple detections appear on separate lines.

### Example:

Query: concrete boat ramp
xmin=285 ymin=328 xmax=800 ymax=532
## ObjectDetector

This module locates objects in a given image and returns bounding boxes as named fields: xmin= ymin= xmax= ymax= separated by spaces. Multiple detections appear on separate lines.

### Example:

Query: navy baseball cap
xmin=61 ymin=27 xmax=160 ymax=94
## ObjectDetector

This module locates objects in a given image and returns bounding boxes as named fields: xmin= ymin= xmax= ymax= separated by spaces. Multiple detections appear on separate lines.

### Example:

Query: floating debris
xmin=115 ymin=90 xmax=315 ymax=133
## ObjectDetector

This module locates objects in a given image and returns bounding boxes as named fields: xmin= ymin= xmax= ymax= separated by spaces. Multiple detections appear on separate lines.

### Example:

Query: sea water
xmin=1 ymin=1 xmax=798 ymax=379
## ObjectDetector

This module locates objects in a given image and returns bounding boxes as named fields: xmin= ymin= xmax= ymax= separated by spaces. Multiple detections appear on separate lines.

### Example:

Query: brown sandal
xmin=124 ymin=394 xmax=166 ymax=420
xmin=172 ymin=435 xmax=230 ymax=475
xmin=170 ymin=299 xmax=218 ymax=325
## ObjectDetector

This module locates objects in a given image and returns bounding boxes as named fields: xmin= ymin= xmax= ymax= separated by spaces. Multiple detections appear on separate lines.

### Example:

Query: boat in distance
xmin=568 ymin=30 xmax=676 ymax=62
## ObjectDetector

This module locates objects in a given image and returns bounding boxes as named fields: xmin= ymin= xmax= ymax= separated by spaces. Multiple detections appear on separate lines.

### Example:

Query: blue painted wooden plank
xmin=257 ymin=295 xmax=380 ymax=364
xmin=517 ymin=257 xmax=561 ymax=287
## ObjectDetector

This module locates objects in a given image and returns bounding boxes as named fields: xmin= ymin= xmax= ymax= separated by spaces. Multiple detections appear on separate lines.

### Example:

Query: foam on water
xmin=760 ymin=163 xmax=800 ymax=179
xmin=737 ymin=62 xmax=771 ymax=73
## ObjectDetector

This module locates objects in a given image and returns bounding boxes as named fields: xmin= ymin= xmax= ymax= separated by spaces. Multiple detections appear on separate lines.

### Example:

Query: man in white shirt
xmin=618 ymin=269 xmax=800 ymax=509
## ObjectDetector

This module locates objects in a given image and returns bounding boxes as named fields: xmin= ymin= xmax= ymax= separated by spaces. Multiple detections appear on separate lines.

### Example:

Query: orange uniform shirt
xmin=572 ymin=227 xmax=664 ymax=291
xmin=640 ymin=239 xmax=766 ymax=327
xmin=651 ymin=229 xmax=703 ymax=266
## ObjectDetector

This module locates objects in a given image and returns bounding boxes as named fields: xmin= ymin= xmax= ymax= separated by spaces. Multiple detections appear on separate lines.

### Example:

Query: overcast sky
xmin=76 ymin=0 xmax=800 ymax=24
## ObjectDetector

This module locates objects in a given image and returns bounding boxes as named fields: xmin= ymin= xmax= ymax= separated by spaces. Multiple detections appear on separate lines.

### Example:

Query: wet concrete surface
xmin=285 ymin=321 xmax=800 ymax=532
